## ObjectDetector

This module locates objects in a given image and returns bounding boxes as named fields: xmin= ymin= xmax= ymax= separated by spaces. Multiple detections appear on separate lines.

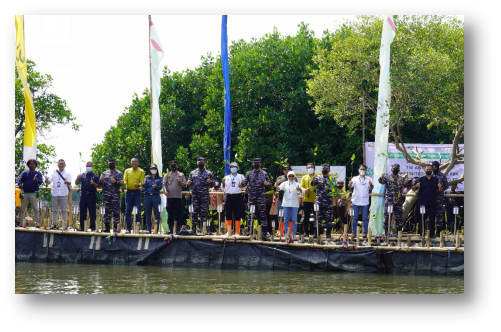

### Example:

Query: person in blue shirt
xmin=17 ymin=159 xmax=43 ymax=228
xmin=412 ymin=164 xmax=443 ymax=238
xmin=141 ymin=163 xmax=163 ymax=233
xmin=75 ymin=161 xmax=100 ymax=231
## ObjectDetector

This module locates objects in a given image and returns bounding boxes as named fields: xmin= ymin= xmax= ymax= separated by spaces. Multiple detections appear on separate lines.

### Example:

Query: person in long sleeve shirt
xmin=17 ymin=159 xmax=43 ymax=227
xmin=276 ymin=170 xmax=304 ymax=238
xmin=310 ymin=163 xmax=335 ymax=238
xmin=412 ymin=164 xmax=443 ymax=238
xmin=141 ymin=164 xmax=163 ymax=233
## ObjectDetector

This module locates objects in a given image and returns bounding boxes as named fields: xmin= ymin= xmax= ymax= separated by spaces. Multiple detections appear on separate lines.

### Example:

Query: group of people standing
xmin=16 ymin=156 xmax=461 ymax=239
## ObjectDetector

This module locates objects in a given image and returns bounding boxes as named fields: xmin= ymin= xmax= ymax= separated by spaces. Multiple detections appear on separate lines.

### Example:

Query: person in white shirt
xmin=222 ymin=162 xmax=245 ymax=235
xmin=348 ymin=164 xmax=374 ymax=237
xmin=45 ymin=159 xmax=72 ymax=230
xmin=276 ymin=170 xmax=304 ymax=239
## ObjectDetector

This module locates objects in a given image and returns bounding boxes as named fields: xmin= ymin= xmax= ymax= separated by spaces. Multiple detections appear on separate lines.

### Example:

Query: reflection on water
xmin=15 ymin=263 xmax=464 ymax=294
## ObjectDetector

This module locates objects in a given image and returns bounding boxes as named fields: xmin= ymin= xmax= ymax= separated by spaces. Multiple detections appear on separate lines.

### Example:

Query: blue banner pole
xmin=221 ymin=15 xmax=231 ymax=176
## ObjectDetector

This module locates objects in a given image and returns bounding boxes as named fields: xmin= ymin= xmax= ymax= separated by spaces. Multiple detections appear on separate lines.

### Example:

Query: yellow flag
xmin=15 ymin=15 xmax=37 ymax=162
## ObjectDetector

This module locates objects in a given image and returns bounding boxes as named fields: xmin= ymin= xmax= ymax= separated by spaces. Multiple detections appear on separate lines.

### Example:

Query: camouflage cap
xmin=253 ymin=158 xmax=261 ymax=163
xmin=391 ymin=164 xmax=400 ymax=169
xmin=197 ymin=157 xmax=205 ymax=163
xmin=321 ymin=163 xmax=330 ymax=168
xmin=108 ymin=158 xmax=117 ymax=163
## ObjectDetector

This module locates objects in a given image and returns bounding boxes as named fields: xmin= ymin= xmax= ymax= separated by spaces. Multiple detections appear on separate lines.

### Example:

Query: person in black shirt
xmin=75 ymin=161 xmax=100 ymax=231
xmin=412 ymin=164 xmax=443 ymax=238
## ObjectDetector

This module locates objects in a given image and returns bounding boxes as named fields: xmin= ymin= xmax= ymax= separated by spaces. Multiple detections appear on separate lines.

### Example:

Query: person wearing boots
xmin=222 ymin=162 xmax=245 ymax=235
xmin=99 ymin=158 xmax=124 ymax=233
xmin=310 ymin=164 xmax=334 ymax=239
xmin=75 ymin=161 xmax=100 ymax=231
xmin=141 ymin=164 xmax=163 ymax=233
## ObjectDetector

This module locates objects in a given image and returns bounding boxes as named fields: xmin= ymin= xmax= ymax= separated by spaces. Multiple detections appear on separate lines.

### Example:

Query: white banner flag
xmin=369 ymin=16 xmax=396 ymax=236
xmin=150 ymin=19 xmax=164 ymax=175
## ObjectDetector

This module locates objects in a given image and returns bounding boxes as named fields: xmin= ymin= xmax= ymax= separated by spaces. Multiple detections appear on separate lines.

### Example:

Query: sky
xmin=22 ymin=15 xmax=359 ymax=178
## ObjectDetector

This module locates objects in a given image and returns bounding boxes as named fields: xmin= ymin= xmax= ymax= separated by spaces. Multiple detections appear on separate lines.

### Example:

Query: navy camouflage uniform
xmin=378 ymin=164 xmax=409 ymax=233
xmin=188 ymin=158 xmax=214 ymax=229
xmin=243 ymin=159 xmax=272 ymax=231
xmin=311 ymin=164 xmax=334 ymax=234
xmin=433 ymin=162 xmax=449 ymax=231
xmin=100 ymin=159 xmax=123 ymax=228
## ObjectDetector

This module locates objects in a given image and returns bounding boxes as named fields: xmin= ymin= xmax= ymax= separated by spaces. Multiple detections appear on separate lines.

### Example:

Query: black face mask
xmin=336 ymin=185 xmax=343 ymax=189
xmin=425 ymin=171 xmax=432 ymax=176
xmin=170 ymin=166 xmax=177 ymax=171
xmin=392 ymin=169 xmax=399 ymax=175
xmin=322 ymin=170 xmax=329 ymax=175
xmin=109 ymin=164 xmax=116 ymax=170
xmin=198 ymin=164 xmax=204 ymax=170
xmin=433 ymin=169 xmax=439 ymax=175
xmin=253 ymin=164 xmax=260 ymax=170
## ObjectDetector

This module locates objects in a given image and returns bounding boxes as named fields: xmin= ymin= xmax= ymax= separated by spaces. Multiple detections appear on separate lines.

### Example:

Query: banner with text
xmin=365 ymin=142 xmax=464 ymax=191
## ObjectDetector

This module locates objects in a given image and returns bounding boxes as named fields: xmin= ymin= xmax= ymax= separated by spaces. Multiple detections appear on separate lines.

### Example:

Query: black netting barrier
xmin=15 ymin=231 xmax=463 ymax=275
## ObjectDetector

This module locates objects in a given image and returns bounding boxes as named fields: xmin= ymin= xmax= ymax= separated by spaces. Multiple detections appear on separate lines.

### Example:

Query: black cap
xmin=392 ymin=163 xmax=400 ymax=169
xmin=197 ymin=157 xmax=205 ymax=163
xmin=150 ymin=163 xmax=158 ymax=169
xmin=322 ymin=163 xmax=330 ymax=168
xmin=108 ymin=158 xmax=116 ymax=163
xmin=253 ymin=158 xmax=261 ymax=163
xmin=432 ymin=161 xmax=440 ymax=168
xmin=169 ymin=160 xmax=178 ymax=165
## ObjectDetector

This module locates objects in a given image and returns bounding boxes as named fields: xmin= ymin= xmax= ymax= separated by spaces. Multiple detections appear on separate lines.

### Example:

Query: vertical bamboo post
xmin=202 ymin=222 xmax=207 ymax=235
xmin=407 ymin=234 xmax=412 ymax=247
xmin=153 ymin=220 xmax=158 ymax=234
xmin=343 ymin=224 xmax=348 ymax=243
xmin=228 ymin=225 xmax=232 ymax=237
xmin=69 ymin=189 xmax=73 ymax=227
xmin=174 ymin=221 xmax=177 ymax=235
xmin=455 ymin=231 xmax=460 ymax=248
xmin=257 ymin=225 xmax=261 ymax=240
xmin=356 ymin=227 xmax=360 ymax=247
xmin=377 ymin=237 xmax=380 ymax=246
xmin=426 ymin=230 xmax=431 ymax=248
xmin=367 ymin=227 xmax=372 ymax=247
xmin=439 ymin=231 xmax=444 ymax=248
xmin=397 ymin=230 xmax=402 ymax=247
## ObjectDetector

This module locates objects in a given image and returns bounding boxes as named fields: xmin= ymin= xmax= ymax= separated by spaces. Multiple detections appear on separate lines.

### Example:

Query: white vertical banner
xmin=369 ymin=16 xmax=396 ymax=236
xmin=150 ymin=19 xmax=164 ymax=175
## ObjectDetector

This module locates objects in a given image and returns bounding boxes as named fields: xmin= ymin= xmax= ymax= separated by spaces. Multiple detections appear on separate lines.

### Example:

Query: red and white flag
xmin=150 ymin=19 xmax=164 ymax=174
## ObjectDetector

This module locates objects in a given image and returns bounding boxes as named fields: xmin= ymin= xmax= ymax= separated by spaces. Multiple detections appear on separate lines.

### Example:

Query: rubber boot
xmin=235 ymin=220 xmax=241 ymax=235
xmin=279 ymin=222 xmax=284 ymax=237
xmin=225 ymin=220 xmax=232 ymax=235
xmin=104 ymin=223 xmax=111 ymax=233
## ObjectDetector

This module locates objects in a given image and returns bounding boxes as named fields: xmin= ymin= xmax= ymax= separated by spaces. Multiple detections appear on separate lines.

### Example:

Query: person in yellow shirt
xmin=300 ymin=163 xmax=317 ymax=237
xmin=123 ymin=158 xmax=145 ymax=233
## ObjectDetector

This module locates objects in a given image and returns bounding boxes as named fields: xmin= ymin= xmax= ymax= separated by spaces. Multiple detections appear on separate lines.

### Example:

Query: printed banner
xmin=369 ymin=15 xmax=396 ymax=236
xmin=150 ymin=19 xmax=164 ymax=175
xmin=15 ymin=15 xmax=37 ymax=162
xmin=365 ymin=142 xmax=465 ymax=191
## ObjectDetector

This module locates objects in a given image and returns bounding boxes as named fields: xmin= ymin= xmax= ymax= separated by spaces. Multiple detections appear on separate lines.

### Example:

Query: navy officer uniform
xmin=242 ymin=158 xmax=272 ymax=240
xmin=187 ymin=157 xmax=214 ymax=232
xmin=311 ymin=163 xmax=334 ymax=238
xmin=77 ymin=168 xmax=100 ymax=231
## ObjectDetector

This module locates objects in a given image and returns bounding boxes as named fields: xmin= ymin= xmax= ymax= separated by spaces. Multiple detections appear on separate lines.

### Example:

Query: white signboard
xmin=365 ymin=142 xmax=464 ymax=191
xmin=291 ymin=166 xmax=346 ymax=184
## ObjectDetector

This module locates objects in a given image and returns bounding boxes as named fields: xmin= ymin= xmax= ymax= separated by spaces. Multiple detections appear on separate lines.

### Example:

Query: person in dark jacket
xmin=17 ymin=159 xmax=43 ymax=228
xmin=412 ymin=164 xmax=443 ymax=238
xmin=142 ymin=163 xmax=163 ymax=233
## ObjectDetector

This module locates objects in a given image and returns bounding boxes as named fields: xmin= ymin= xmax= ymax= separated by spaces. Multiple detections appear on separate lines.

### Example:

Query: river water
xmin=15 ymin=263 xmax=463 ymax=294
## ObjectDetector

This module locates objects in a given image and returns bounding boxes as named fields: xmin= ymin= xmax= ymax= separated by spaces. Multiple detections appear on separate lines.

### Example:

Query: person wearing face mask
xmin=310 ymin=164 xmax=335 ymax=239
xmin=187 ymin=157 xmax=214 ymax=233
xmin=349 ymin=165 xmax=374 ymax=237
xmin=300 ymin=163 xmax=317 ymax=237
xmin=99 ymin=158 xmax=124 ymax=233
xmin=413 ymin=164 xmax=443 ymax=238
xmin=379 ymin=164 xmax=410 ymax=237
xmin=241 ymin=158 xmax=272 ymax=240
xmin=274 ymin=164 xmax=290 ymax=213
xmin=123 ymin=158 xmax=145 ymax=233
xmin=432 ymin=161 xmax=449 ymax=235
xmin=222 ymin=162 xmax=245 ymax=235
xmin=163 ymin=160 xmax=187 ymax=234
xmin=276 ymin=170 xmax=304 ymax=239
xmin=141 ymin=164 xmax=163 ymax=233
xmin=75 ymin=161 xmax=100 ymax=231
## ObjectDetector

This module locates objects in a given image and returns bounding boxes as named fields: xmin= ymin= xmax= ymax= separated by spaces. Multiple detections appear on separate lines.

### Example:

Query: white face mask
xmin=151 ymin=169 xmax=157 ymax=174
xmin=359 ymin=170 xmax=366 ymax=176
xmin=308 ymin=168 xmax=314 ymax=174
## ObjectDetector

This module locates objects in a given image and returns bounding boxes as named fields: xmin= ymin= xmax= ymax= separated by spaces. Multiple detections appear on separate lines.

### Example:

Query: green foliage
xmin=307 ymin=15 xmax=463 ymax=143
xmin=15 ymin=60 xmax=80 ymax=178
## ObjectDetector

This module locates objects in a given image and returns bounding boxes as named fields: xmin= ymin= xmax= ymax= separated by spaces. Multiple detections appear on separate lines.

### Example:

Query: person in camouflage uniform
xmin=432 ymin=161 xmax=449 ymax=234
xmin=241 ymin=158 xmax=272 ymax=240
xmin=378 ymin=164 xmax=410 ymax=236
xmin=310 ymin=164 xmax=334 ymax=238
xmin=187 ymin=157 xmax=214 ymax=232
xmin=99 ymin=158 xmax=124 ymax=232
